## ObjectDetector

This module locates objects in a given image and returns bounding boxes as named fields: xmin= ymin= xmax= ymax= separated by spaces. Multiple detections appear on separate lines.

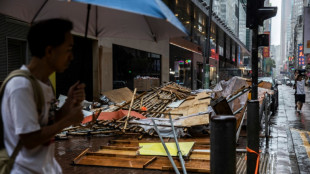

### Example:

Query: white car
xmin=286 ymin=81 xmax=292 ymax=86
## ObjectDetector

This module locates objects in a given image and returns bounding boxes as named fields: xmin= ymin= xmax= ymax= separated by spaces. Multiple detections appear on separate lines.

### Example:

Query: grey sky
xmin=270 ymin=0 xmax=282 ymax=45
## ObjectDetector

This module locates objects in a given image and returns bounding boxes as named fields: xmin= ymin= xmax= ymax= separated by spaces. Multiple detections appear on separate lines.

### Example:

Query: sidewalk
xmin=255 ymin=84 xmax=310 ymax=174
xmin=236 ymin=84 xmax=308 ymax=174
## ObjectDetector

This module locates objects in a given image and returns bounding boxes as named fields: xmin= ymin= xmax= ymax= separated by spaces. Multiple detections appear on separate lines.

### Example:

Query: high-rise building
xmin=280 ymin=0 xmax=292 ymax=71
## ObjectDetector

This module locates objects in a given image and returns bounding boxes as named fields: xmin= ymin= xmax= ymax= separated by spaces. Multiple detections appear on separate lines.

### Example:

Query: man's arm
xmin=20 ymin=82 xmax=86 ymax=149
xmin=19 ymin=101 xmax=83 ymax=149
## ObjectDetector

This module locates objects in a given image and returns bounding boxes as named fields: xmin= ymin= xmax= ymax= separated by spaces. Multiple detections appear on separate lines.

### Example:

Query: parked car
xmin=258 ymin=76 xmax=276 ymax=88
xmin=276 ymin=80 xmax=282 ymax=85
xmin=286 ymin=80 xmax=292 ymax=86
xmin=291 ymin=80 xmax=295 ymax=86
xmin=258 ymin=77 xmax=273 ymax=84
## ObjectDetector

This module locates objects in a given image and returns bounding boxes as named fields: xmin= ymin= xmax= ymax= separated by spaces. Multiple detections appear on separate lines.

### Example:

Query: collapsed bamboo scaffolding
xmin=62 ymin=82 xmax=193 ymax=137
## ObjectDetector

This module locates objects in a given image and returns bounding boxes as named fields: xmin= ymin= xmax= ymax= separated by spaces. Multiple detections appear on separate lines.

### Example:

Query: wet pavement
xmin=227 ymin=84 xmax=310 ymax=174
xmin=253 ymin=84 xmax=310 ymax=174
xmin=54 ymin=84 xmax=310 ymax=173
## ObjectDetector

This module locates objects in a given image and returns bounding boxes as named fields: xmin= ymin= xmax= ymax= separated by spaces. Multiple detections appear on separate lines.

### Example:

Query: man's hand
xmin=55 ymin=81 xmax=85 ymax=122
xmin=67 ymin=81 xmax=86 ymax=105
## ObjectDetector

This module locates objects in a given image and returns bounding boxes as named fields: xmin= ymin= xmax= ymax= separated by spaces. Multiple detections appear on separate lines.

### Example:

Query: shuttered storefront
xmin=0 ymin=14 xmax=29 ymax=82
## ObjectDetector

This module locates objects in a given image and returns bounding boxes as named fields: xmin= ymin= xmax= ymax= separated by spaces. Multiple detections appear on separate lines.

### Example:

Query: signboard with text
xmin=298 ymin=44 xmax=305 ymax=66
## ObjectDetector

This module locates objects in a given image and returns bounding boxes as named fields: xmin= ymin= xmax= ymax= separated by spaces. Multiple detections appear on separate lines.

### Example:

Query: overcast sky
xmin=270 ymin=0 xmax=282 ymax=45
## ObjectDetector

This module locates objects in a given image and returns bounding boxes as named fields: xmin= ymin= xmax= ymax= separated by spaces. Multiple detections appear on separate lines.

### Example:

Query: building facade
xmin=0 ymin=0 xmax=254 ymax=101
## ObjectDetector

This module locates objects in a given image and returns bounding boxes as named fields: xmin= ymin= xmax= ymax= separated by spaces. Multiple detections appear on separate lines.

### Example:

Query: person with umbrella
xmin=1 ymin=18 xmax=85 ymax=173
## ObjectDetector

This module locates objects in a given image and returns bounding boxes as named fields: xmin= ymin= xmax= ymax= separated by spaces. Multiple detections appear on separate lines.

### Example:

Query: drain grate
xmin=237 ymin=152 xmax=277 ymax=174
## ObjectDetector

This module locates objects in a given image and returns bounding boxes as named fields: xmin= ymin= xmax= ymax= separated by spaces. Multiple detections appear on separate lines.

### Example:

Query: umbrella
xmin=0 ymin=0 xmax=188 ymax=41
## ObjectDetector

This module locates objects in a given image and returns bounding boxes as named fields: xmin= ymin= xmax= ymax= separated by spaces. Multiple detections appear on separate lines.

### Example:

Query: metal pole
xmin=247 ymin=100 xmax=259 ymax=174
xmin=168 ymin=114 xmax=187 ymax=174
xmin=85 ymin=4 xmax=91 ymax=38
xmin=251 ymin=27 xmax=258 ymax=100
xmin=151 ymin=119 xmax=180 ymax=174
xmin=211 ymin=115 xmax=236 ymax=174
xmin=202 ymin=0 xmax=213 ymax=89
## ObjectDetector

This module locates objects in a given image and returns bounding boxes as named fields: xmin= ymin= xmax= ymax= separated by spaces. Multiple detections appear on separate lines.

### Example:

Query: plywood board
xmin=101 ymin=87 xmax=133 ymax=103
xmin=174 ymin=114 xmax=209 ymax=127
xmin=166 ymin=92 xmax=210 ymax=120
xmin=138 ymin=142 xmax=194 ymax=156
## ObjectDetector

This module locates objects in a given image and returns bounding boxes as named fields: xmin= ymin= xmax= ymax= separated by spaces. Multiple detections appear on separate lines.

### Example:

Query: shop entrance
xmin=56 ymin=36 xmax=93 ymax=101
xmin=196 ymin=62 xmax=203 ymax=89
xmin=113 ymin=44 xmax=161 ymax=90
xmin=169 ymin=44 xmax=193 ymax=88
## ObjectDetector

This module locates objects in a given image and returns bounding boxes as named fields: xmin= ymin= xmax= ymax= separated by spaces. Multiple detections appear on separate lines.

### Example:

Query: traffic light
xmin=246 ymin=0 xmax=277 ymax=29
xmin=258 ymin=34 xmax=269 ymax=46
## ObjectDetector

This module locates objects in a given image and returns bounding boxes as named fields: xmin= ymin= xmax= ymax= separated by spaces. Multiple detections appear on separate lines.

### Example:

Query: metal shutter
xmin=0 ymin=14 xmax=29 ymax=81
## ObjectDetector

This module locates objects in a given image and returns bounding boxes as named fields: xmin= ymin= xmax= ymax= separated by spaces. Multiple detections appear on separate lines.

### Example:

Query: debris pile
xmin=59 ymin=82 xmax=210 ymax=138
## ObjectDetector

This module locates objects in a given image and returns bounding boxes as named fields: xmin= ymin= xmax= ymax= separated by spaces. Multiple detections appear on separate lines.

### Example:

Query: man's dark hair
xmin=27 ymin=18 xmax=73 ymax=58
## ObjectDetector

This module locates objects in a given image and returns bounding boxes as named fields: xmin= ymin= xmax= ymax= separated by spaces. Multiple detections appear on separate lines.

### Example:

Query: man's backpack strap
xmin=1 ymin=70 xmax=45 ymax=115
xmin=0 ymin=69 xmax=44 ymax=150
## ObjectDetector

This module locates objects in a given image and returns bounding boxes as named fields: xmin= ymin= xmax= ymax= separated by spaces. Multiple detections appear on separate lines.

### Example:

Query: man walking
xmin=1 ymin=18 xmax=85 ymax=173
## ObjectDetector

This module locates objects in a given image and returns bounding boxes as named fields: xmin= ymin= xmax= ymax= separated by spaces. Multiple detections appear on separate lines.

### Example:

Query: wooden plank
xmin=73 ymin=148 xmax=89 ymax=164
xmin=100 ymin=145 xmax=139 ymax=151
xmin=109 ymin=137 xmax=211 ymax=146
xmin=73 ymin=136 xmax=211 ymax=173
xmin=75 ymin=155 xmax=210 ymax=173
xmin=190 ymin=153 xmax=210 ymax=161
xmin=162 ymin=166 xmax=210 ymax=173
xmin=96 ymin=149 xmax=137 ymax=156
xmin=143 ymin=156 xmax=157 ymax=169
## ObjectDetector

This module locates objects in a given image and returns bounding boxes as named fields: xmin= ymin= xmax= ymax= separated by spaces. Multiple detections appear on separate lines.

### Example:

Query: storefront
xmin=169 ymin=44 xmax=193 ymax=88
xmin=112 ymin=44 xmax=161 ymax=90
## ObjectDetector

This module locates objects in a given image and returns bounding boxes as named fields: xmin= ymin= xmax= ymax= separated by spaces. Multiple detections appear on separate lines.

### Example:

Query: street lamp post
xmin=246 ymin=1 xmax=277 ymax=173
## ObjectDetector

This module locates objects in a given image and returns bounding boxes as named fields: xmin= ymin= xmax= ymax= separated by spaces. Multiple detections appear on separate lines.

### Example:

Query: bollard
xmin=211 ymin=115 xmax=236 ymax=174
xmin=247 ymin=100 xmax=259 ymax=174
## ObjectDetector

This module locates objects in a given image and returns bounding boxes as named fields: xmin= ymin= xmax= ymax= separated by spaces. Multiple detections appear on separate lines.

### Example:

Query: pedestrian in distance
xmin=1 ymin=18 xmax=85 ymax=173
xmin=295 ymin=74 xmax=306 ymax=113
xmin=293 ymin=70 xmax=298 ymax=109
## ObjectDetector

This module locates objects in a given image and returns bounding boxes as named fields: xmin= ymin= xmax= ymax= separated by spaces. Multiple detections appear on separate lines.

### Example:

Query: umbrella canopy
xmin=0 ymin=0 xmax=188 ymax=41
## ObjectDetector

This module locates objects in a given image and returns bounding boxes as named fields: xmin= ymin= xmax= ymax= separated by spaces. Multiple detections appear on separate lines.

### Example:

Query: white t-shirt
xmin=296 ymin=79 xmax=305 ymax=95
xmin=1 ymin=65 xmax=62 ymax=174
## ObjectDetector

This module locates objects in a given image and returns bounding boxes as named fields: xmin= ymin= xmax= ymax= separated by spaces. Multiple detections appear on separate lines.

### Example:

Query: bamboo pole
xmin=123 ymin=88 xmax=137 ymax=131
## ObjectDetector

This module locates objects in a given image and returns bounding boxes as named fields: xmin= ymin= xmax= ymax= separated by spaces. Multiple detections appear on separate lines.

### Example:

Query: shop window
xmin=232 ymin=42 xmax=236 ymax=62
xmin=113 ymin=44 xmax=161 ymax=90
xmin=226 ymin=36 xmax=231 ymax=60
xmin=169 ymin=45 xmax=193 ymax=88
